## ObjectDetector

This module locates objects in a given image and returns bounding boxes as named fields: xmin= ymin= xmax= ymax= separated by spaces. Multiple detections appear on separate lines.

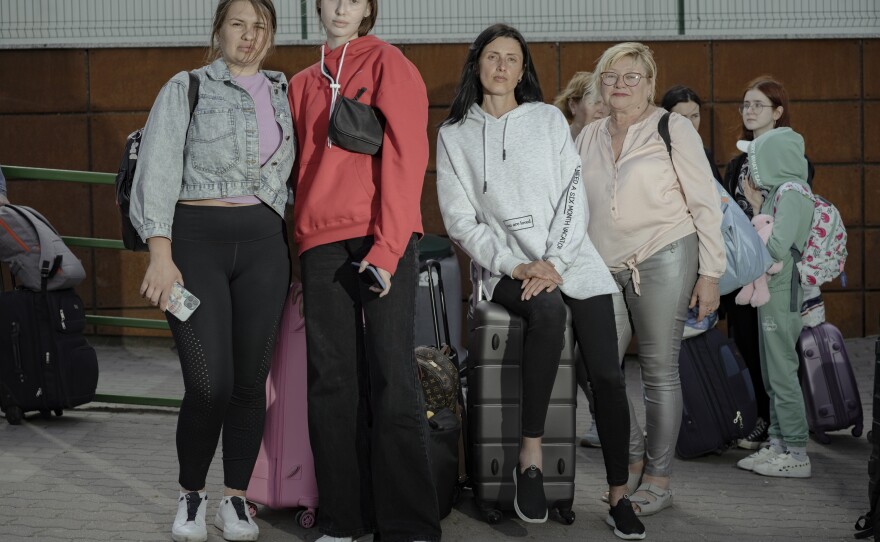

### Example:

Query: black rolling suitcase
xmin=465 ymin=262 xmax=577 ymax=525
xmin=0 ymin=270 xmax=98 ymax=425
xmin=676 ymin=328 xmax=757 ymax=459
xmin=854 ymin=335 xmax=880 ymax=539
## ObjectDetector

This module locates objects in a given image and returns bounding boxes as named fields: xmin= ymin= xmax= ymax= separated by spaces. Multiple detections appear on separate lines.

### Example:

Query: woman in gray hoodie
xmin=436 ymin=24 xmax=645 ymax=540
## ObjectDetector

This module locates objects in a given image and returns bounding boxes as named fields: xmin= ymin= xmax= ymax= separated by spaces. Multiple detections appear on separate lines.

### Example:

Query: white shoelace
xmin=319 ymin=41 xmax=351 ymax=148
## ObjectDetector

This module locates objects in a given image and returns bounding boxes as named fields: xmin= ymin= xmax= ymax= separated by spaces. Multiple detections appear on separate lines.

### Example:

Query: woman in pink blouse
xmin=576 ymin=42 xmax=725 ymax=517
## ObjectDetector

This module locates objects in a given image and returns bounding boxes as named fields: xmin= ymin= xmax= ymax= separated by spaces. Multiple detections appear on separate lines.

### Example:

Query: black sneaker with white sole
xmin=513 ymin=464 xmax=548 ymax=523
xmin=606 ymin=496 xmax=646 ymax=540
xmin=737 ymin=417 xmax=769 ymax=450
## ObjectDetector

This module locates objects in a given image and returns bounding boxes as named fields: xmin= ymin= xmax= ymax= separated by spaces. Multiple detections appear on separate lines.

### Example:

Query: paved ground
xmin=1 ymin=335 xmax=877 ymax=542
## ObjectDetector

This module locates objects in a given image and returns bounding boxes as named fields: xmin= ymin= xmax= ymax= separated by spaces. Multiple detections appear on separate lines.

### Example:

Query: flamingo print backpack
xmin=773 ymin=182 xmax=847 ymax=287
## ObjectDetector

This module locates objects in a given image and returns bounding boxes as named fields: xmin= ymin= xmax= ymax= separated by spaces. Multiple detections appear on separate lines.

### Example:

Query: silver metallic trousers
xmin=612 ymin=234 xmax=699 ymax=478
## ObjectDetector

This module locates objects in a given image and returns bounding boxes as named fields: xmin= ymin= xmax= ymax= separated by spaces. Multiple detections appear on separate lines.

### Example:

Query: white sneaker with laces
xmin=736 ymin=446 xmax=779 ymax=471
xmin=753 ymin=452 xmax=812 ymax=478
xmin=214 ymin=496 xmax=259 ymax=541
xmin=172 ymin=491 xmax=207 ymax=542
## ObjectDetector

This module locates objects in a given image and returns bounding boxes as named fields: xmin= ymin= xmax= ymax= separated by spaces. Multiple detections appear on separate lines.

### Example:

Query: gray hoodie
xmin=436 ymin=102 xmax=617 ymax=300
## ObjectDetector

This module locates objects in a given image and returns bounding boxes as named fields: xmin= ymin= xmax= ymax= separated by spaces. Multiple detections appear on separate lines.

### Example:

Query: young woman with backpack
xmin=130 ymin=1 xmax=293 ymax=540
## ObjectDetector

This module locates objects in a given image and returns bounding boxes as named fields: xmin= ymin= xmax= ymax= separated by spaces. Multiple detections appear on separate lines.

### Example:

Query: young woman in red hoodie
xmin=287 ymin=1 xmax=439 ymax=541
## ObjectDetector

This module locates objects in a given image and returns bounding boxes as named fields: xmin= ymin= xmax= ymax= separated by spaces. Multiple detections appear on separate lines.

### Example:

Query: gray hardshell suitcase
xmin=465 ymin=262 xmax=577 ymax=525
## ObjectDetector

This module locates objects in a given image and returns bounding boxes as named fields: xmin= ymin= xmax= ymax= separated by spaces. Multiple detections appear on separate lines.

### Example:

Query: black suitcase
xmin=465 ymin=263 xmax=577 ymax=525
xmin=676 ymin=328 xmax=757 ymax=459
xmin=0 ymin=284 xmax=99 ymax=425
xmin=854 ymin=335 xmax=880 ymax=539
xmin=797 ymin=322 xmax=863 ymax=443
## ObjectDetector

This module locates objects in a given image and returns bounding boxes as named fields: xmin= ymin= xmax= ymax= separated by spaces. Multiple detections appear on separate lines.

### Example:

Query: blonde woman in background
xmin=554 ymin=71 xmax=610 ymax=140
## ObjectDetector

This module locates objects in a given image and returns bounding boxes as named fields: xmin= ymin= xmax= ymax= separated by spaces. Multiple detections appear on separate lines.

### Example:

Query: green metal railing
xmin=2 ymin=165 xmax=180 ymax=408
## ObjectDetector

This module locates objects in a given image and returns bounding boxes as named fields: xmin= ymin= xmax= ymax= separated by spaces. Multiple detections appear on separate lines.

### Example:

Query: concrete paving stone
xmin=0 ymin=530 xmax=39 ymax=542
xmin=2 ymin=335 xmax=877 ymax=541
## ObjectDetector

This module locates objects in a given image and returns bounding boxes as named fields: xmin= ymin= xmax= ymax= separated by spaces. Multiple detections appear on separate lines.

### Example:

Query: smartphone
xmin=166 ymin=282 xmax=201 ymax=321
xmin=351 ymin=261 xmax=387 ymax=290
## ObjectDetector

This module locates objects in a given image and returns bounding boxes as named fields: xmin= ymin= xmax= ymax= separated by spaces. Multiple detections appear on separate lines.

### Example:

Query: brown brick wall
xmin=0 ymin=39 xmax=877 ymax=337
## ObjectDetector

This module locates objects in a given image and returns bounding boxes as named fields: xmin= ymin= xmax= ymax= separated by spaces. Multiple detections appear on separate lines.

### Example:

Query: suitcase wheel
xmin=54 ymin=408 xmax=63 ymax=417
xmin=5 ymin=405 xmax=23 ymax=425
xmin=813 ymin=431 xmax=831 ymax=444
xmin=558 ymin=508 xmax=576 ymax=525
xmin=246 ymin=501 xmax=258 ymax=518
xmin=854 ymin=423 xmax=864 ymax=438
xmin=484 ymin=509 xmax=502 ymax=524
xmin=296 ymin=508 xmax=316 ymax=529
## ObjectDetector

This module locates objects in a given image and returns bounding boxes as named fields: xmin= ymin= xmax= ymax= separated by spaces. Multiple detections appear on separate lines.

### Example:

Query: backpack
xmin=0 ymin=204 xmax=86 ymax=291
xmin=115 ymin=72 xmax=199 ymax=251
xmin=658 ymin=112 xmax=772 ymax=295
xmin=772 ymin=181 xmax=847 ymax=287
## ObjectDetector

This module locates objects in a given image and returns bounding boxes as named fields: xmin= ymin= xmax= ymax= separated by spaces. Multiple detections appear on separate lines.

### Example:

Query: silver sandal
xmin=601 ymin=470 xmax=642 ymax=503
xmin=630 ymin=483 xmax=673 ymax=516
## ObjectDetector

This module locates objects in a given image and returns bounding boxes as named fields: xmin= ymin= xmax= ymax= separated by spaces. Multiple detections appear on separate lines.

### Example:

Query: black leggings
xmin=167 ymin=203 xmax=290 ymax=491
xmin=491 ymin=278 xmax=630 ymax=486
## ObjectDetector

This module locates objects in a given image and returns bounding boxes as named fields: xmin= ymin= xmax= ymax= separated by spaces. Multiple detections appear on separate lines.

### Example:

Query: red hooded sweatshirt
xmin=288 ymin=35 xmax=429 ymax=274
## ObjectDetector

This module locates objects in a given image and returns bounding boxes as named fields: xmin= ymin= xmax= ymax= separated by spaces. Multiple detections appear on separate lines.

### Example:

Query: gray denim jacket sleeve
xmin=130 ymin=72 xmax=192 ymax=241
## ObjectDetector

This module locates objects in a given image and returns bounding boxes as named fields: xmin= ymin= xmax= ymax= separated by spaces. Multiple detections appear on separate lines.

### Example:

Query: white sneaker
xmin=214 ymin=496 xmax=259 ymax=541
xmin=172 ymin=491 xmax=207 ymax=542
xmin=736 ymin=446 xmax=779 ymax=471
xmin=753 ymin=452 xmax=812 ymax=478
xmin=580 ymin=420 xmax=601 ymax=448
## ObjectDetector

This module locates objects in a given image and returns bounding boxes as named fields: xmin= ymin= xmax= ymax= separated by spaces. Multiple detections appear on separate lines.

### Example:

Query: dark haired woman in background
xmin=660 ymin=85 xmax=722 ymax=183
xmin=131 ymin=1 xmax=292 ymax=540
xmin=436 ymin=24 xmax=644 ymax=540
xmin=287 ymin=0 xmax=440 ymax=541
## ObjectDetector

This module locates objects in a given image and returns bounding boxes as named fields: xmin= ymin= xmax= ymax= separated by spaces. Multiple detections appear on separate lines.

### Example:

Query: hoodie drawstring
xmin=482 ymin=115 xmax=488 ymax=193
xmin=502 ymin=117 xmax=509 ymax=161
xmin=320 ymin=41 xmax=351 ymax=149
xmin=481 ymin=114 xmax=512 ymax=193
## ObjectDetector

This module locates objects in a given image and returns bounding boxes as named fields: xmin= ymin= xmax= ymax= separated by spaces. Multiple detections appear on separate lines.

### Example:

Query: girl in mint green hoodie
xmin=735 ymin=127 xmax=815 ymax=478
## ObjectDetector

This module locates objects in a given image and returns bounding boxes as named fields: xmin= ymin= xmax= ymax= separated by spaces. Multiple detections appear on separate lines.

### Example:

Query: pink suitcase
xmin=246 ymin=283 xmax=318 ymax=528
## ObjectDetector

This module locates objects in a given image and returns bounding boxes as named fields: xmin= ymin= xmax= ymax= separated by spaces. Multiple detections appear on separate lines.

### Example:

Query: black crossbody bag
xmin=328 ymin=86 xmax=386 ymax=156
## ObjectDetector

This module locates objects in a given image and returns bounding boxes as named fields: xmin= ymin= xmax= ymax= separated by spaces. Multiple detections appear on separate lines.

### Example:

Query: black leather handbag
xmin=328 ymin=87 xmax=385 ymax=155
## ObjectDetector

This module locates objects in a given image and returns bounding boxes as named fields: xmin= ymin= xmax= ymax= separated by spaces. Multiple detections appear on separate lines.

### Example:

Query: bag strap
xmin=658 ymin=111 xmax=672 ymax=158
xmin=423 ymin=259 xmax=452 ymax=351
xmin=187 ymin=71 xmax=199 ymax=117
xmin=6 ymin=205 xmax=64 ymax=289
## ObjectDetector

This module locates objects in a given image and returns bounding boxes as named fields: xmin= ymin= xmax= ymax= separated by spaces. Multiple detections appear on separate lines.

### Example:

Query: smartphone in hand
xmin=351 ymin=261 xmax=387 ymax=290
xmin=166 ymin=282 xmax=201 ymax=321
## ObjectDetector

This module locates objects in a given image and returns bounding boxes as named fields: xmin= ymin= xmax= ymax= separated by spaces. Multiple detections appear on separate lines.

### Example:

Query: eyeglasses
xmin=738 ymin=101 xmax=774 ymax=113
xmin=600 ymin=72 xmax=646 ymax=87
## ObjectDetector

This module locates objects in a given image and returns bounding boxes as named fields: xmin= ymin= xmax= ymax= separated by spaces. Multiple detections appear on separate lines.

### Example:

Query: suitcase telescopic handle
xmin=469 ymin=260 xmax=484 ymax=308
xmin=422 ymin=259 xmax=451 ymax=349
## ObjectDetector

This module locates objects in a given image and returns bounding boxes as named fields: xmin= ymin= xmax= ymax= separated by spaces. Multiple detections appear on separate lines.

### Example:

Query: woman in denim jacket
xmin=130 ymin=1 xmax=293 ymax=540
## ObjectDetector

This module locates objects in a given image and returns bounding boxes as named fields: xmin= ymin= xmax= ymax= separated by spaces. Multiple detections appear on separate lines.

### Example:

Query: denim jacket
xmin=130 ymin=58 xmax=295 ymax=241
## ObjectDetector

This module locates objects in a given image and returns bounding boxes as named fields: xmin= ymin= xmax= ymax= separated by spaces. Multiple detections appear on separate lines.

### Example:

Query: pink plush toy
xmin=735 ymin=214 xmax=783 ymax=307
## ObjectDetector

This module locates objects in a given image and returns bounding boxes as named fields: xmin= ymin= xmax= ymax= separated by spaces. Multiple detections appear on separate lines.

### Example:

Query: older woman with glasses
xmin=575 ymin=42 xmax=725 ymax=516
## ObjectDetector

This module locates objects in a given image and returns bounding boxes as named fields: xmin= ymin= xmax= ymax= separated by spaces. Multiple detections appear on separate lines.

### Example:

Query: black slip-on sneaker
xmin=513 ymin=464 xmax=548 ymax=523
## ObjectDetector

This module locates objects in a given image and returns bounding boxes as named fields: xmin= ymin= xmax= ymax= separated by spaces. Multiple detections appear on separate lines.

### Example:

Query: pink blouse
xmin=575 ymin=108 xmax=725 ymax=291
